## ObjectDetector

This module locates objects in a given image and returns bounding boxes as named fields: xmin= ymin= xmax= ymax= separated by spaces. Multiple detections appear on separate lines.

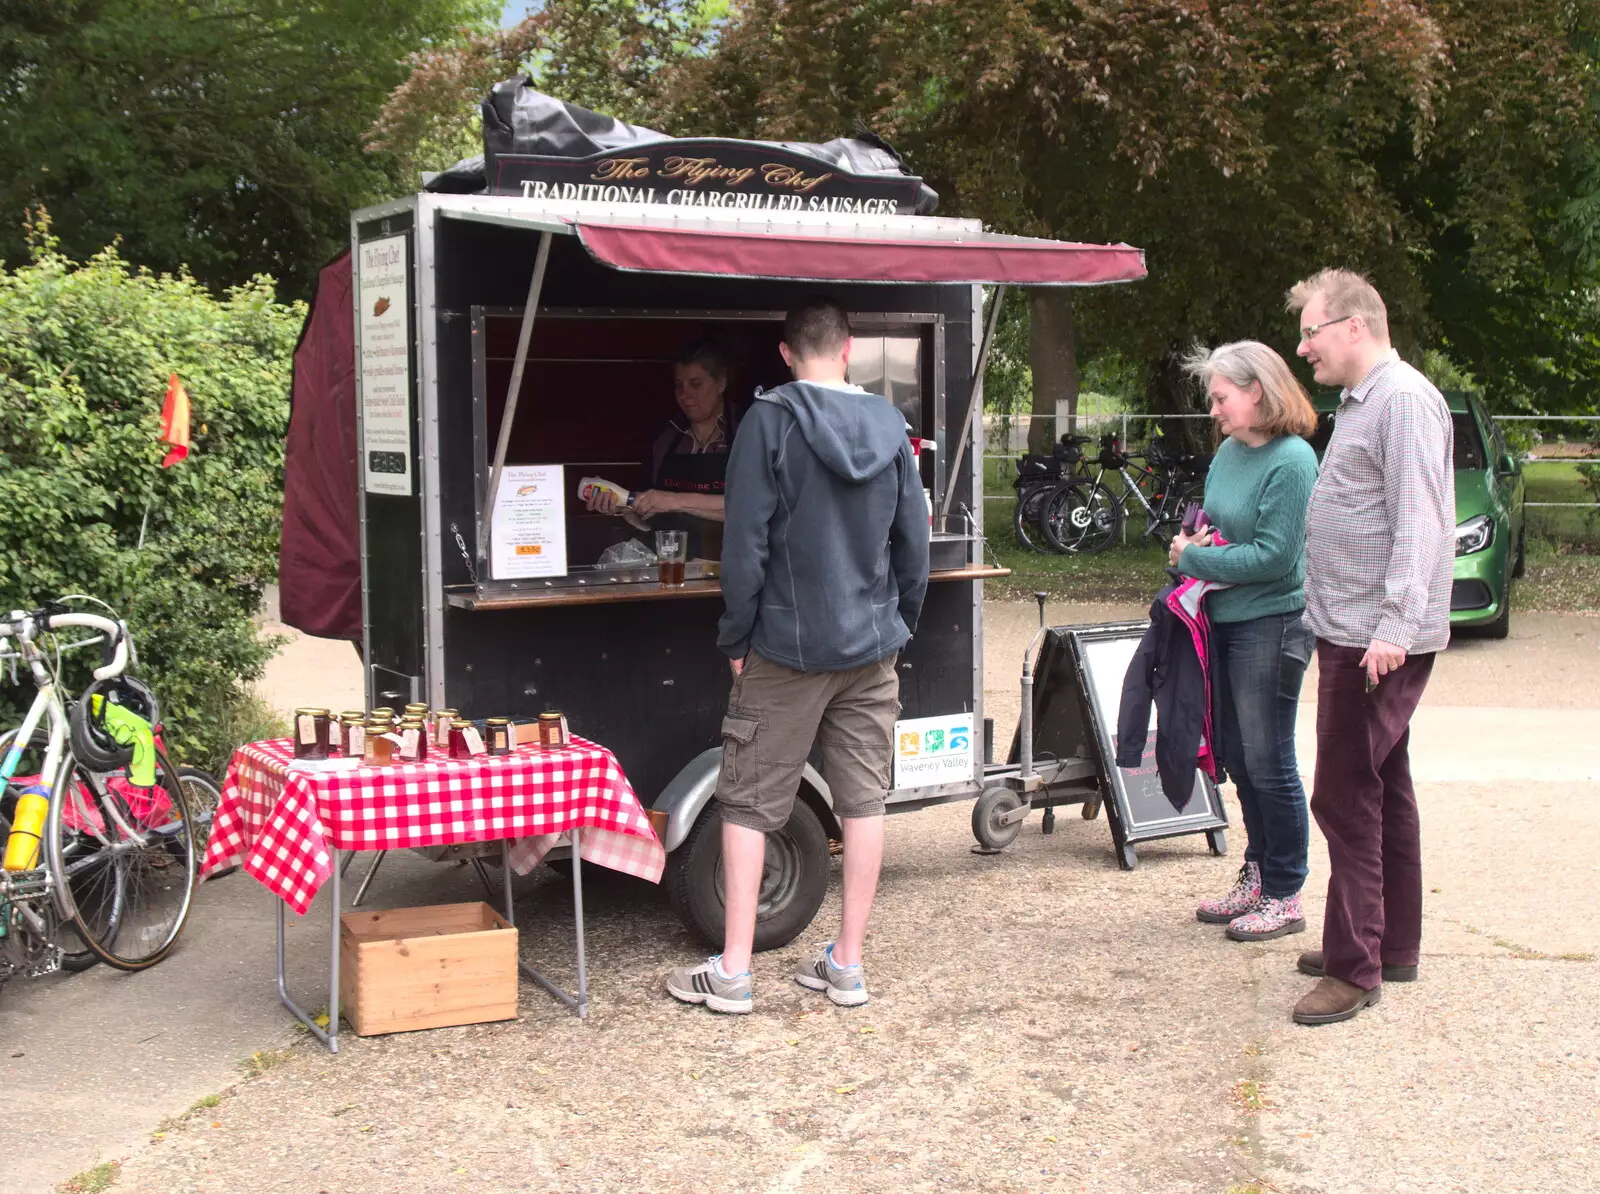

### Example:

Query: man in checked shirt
xmin=1286 ymin=268 xmax=1454 ymax=1025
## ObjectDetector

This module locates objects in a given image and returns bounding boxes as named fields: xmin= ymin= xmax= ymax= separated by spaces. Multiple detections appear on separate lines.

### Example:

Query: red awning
xmin=573 ymin=222 xmax=1146 ymax=287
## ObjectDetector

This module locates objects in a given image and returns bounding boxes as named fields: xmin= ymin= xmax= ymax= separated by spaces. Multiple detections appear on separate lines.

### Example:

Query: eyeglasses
xmin=1299 ymin=314 xmax=1353 ymax=342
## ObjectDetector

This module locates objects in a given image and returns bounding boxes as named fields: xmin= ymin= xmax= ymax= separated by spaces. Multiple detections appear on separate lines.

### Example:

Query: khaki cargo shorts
xmin=715 ymin=651 xmax=900 ymax=834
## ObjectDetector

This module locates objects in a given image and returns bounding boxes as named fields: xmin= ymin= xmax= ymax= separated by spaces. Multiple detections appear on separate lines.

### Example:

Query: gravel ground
xmin=49 ymin=602 xmax=1600 ymax=1192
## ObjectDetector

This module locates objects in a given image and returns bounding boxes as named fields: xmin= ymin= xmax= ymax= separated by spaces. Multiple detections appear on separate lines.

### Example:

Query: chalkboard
xmin=1020 ymin=622 xmax=1227 ymax=869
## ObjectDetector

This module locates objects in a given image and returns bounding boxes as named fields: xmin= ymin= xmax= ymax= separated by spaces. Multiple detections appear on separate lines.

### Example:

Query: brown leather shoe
xmin=1292 ymin=977 xmax=1382 ymax=1025
xmin=1297 ymin=951 xmax=1418 ymax=983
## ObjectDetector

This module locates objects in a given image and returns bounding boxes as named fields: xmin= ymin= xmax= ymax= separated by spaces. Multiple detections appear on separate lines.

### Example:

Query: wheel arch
xmin=653 ymin=746 xmax=838 ymax=852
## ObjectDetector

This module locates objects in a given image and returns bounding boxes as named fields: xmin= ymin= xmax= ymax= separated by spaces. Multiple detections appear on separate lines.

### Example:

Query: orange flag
xmin=160 ymin=373 xmax=190 ymax=467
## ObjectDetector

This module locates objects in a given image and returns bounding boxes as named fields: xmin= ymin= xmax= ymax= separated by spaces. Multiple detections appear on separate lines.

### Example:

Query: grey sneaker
xmin=665 ymin=957 xmax=753 ymax=1014
xmin=794 ymin=943 xmax=869 ymax=1007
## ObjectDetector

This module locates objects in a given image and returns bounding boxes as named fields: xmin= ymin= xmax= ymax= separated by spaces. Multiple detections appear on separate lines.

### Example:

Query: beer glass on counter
xmin=656 ymin=530 xmax=687 ymax=586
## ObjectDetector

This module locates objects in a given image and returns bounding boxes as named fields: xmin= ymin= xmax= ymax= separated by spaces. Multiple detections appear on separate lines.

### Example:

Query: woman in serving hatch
xmin=584 ymin=340 xmax=735 ymax=559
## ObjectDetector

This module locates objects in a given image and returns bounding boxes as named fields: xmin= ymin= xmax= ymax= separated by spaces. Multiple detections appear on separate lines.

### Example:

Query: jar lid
xmin=340 ymin=710 xmax=366 ymax=720
xmin=539 ymin=711 xmax=563 ymax=721
xmin=295 ymin=707 xmax=330 ymax=717
xmin=485 ymin=717 xmax=511 ymax=727
xmin=437 ymin=708 xmax=460 ymax=717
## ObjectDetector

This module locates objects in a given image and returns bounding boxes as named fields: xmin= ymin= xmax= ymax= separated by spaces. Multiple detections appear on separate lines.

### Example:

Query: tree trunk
xmin=1028 ymin=290 xmax=1077 ymax=455
xmin=1151 ymin=348 xmax=1203 ymax=455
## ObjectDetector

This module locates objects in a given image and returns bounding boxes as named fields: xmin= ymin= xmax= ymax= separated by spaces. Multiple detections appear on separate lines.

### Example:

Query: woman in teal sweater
xmin=1171 ymin=340 xmax=1319 ymax=941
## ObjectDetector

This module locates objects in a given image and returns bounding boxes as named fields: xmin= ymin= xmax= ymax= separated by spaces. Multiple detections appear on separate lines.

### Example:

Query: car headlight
xmin=1455 ymin=514 xmax=1494 ymax=557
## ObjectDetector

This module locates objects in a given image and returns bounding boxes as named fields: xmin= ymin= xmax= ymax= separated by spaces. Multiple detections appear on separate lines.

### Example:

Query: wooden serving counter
xmin=445 ymin=565 xmax=1010 ymax=612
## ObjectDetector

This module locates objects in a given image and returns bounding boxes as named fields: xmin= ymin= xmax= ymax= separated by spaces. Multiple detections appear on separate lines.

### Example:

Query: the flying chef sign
xmin=490 ymin=139 xmax=926 ymax=215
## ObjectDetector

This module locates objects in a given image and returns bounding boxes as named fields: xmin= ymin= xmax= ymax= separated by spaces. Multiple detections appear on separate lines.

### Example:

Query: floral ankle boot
xmin=1225 ymin=892 xmax=1307 ymax=942
xmin=1196 ymin=861 xmax=1261 ymax=924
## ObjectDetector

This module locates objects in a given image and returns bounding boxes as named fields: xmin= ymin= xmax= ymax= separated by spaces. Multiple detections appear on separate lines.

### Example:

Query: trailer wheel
xmin=971 ymin=787 xmax=1025 ymax=851
xmin=667 ymin=800 xmax=829 ymax=953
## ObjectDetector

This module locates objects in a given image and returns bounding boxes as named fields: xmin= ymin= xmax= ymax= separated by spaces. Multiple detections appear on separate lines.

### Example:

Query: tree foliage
xmin=0 ymin=216 xmax=301 ymax=769
xmin=657 ymin=0 xmax=1599 ymax=418
xmin=0 ymin=0 xmax=498 ymax=300
xmin=369 ymin=1 xmax=726 ymax=180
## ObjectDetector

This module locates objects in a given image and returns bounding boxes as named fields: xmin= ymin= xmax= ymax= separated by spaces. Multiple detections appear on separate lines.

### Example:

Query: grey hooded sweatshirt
xmin=716 ymin=380 xmax=929 ymax=671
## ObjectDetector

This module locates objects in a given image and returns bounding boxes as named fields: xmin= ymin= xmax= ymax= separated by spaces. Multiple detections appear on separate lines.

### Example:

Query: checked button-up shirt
xmin=1305 ymin=350 xmax=1455 ymax=654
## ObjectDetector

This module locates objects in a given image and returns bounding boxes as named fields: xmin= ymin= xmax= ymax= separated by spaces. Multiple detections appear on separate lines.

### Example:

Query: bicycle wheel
xmin=176 ymin=766 xmax=222 ymax=858
xmin=1148 ymin=478 xmax=1207 ymax=546
xmin=0 ymin=728 xmax=104 ymax=972
xmin=1042 ymin=481 xmax=1122 ymax=554
xmin=1012 ymin=481 xmax=1054 ymax=551
xmin=46 ymin=746 xmax=196 ymax=971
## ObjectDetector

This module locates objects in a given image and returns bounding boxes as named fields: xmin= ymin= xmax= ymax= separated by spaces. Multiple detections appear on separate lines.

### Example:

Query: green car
xmin=1309 ymin=390 xmax=1525 ymax=639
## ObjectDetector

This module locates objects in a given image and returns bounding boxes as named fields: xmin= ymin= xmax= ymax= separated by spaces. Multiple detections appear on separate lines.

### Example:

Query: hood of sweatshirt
xmin=756 ymin=380 xmax=907 ymax=483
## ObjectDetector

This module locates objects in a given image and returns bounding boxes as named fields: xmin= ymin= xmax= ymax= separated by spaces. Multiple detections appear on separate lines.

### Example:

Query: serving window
xmin=469 ymin=308 xmax=944 ymax=586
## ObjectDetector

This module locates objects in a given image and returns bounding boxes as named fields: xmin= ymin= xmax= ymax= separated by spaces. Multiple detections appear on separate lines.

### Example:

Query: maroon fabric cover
xmin=279 ymin=252 xmax=361 ymax=641
xmin=574 ymin=223 xmax=1148 ymax=286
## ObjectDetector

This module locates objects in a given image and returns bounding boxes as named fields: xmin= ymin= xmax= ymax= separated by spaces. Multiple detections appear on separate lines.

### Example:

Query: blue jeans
xmin=1211 ymin=610 xmax=1314 ymax=898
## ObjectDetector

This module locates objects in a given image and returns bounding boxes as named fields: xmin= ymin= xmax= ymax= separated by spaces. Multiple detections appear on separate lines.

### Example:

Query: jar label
xmin=462 ymin=725 xmax=486 ymax=756
xmin=348 ymin=725 xmax=365 ymax=756
xmin=298 ymin=714 xmax=316 ymax=746
xmin=402 ymin=727 xmax=420 ymax=759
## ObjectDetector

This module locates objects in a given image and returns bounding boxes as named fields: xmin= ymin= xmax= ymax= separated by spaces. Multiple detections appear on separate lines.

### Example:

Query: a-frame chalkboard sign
xmin=1016 ymin=622 xmax=1228 ymax=870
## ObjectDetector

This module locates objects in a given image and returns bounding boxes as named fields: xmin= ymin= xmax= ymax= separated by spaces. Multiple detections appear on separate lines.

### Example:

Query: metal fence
xmin=981 ymin=411 xmax=1599 ymax=517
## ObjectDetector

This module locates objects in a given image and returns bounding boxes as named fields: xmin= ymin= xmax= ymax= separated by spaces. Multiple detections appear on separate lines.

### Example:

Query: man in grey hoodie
xmin=666 ymin=297 xmax=929 ymax=1014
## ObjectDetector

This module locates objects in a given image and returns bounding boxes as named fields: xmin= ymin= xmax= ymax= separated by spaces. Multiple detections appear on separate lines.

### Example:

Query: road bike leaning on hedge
xmin=0 ymin=600 xmax=198 ymax=984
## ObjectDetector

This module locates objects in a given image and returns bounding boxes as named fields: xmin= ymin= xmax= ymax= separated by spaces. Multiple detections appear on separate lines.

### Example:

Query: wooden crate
xmin=338 ymin=902 xmax=518 ymax=1036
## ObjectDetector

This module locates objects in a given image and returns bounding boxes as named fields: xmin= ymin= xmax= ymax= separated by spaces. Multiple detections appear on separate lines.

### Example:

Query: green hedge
xmin=0 ymin=221 xmax=300 ymax=770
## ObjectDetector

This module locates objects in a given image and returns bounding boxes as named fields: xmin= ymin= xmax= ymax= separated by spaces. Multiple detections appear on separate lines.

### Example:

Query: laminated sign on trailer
xmin=358 ymin=235 xmax=413 ymax=496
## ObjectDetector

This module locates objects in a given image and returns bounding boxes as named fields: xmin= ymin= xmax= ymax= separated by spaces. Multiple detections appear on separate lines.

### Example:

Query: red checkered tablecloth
xmin=200 ymin=736 xmax=665 ymax=915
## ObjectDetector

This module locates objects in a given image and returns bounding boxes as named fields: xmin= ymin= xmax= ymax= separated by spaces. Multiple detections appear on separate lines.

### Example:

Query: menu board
xmin=358 ymin=234 xmax=413 ymax=496
xmin=489 ymin=465 xmax=568 ymax=579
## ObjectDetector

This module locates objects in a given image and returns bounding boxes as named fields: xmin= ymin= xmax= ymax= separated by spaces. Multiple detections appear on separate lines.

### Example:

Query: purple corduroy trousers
xmin=1310 ymin=640 xmax=1435 ymax=991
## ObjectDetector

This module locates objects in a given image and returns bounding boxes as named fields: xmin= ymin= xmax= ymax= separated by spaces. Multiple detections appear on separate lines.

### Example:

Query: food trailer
xmin=293 ymin=85 xmax=1148 ymax=951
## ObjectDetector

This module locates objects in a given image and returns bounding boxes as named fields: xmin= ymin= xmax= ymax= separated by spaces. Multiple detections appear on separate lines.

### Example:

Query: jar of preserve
xmin=448 ymin=720 xmax=485 ymax=760
xmin=537 ymin=711 xmax=569 ymax=750
xmin=339 ymin=711 xmax=366 ymax=757
xmin=404 ymin=702 xmax=431 ymax=727
xmin=485 ymin=717 xmax=512 ymax=756
xmin=294 ymin=708 xmax=331 ymax=760
xmin=364 ymin=716 xmax=397 ymax=766
xmin=433 ymin=708 xmax=459 ymax=749
xmin=398 ymin=717 xmax=429 ymax=763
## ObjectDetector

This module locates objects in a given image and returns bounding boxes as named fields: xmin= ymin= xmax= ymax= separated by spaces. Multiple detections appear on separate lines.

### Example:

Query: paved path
xmin=4 ymin=604 xmax=1595 ymax=1192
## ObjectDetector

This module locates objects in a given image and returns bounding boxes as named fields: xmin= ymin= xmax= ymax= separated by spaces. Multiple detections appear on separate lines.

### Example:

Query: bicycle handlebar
xmin=46 ymin=612 xmax=128 ymax=680
xmin=0 ymin=608 xmax=129 ymax=681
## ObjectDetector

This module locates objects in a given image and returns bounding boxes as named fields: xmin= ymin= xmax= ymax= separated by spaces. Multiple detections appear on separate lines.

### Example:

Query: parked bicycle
xmin=1011 ymin=433 xmax=1093 ymax=551
xmin=0 ymin=599 xmax=198 ymax=983
xmin=1042 ymin=431 xmax=1210 ymax=553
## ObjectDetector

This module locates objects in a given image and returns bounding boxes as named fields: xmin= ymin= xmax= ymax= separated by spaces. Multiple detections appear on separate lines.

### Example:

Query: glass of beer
xmin=656 ymin=529 xmax=687 ymax=586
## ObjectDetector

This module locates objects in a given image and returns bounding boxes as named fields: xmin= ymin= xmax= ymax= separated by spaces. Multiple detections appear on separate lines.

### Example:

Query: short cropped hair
xmin=675 ymin=339 xmax=731 ymax=383
xmin=1285 ymin=268 xmax=1389 ymax=341
xmin=1182 ymin=339 xmax=1318 ymax=440
xmin=783 ymin=297 xmax=851 ymax=361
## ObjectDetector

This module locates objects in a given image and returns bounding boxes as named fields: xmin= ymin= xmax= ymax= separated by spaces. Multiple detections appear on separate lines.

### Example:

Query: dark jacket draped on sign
xmin=1116 ymin=577 xmax=1225 ymax=811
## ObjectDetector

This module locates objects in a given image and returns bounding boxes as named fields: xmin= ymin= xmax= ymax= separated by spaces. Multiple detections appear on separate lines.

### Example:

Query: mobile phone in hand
xmin=1181 ymin=502 xmax=1208 ymax=535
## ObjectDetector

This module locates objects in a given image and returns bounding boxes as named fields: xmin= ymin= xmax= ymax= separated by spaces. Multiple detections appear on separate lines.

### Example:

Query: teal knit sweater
xmin=1176 ymin=434 xmax=1318 ymax=624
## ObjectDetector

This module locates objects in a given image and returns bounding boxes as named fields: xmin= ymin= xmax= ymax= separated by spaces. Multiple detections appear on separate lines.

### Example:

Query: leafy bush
xmin=1579 ymin=461 xmax=1600 ymax=509
xmin=0 ymin=217 xmax=300 ymax=770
